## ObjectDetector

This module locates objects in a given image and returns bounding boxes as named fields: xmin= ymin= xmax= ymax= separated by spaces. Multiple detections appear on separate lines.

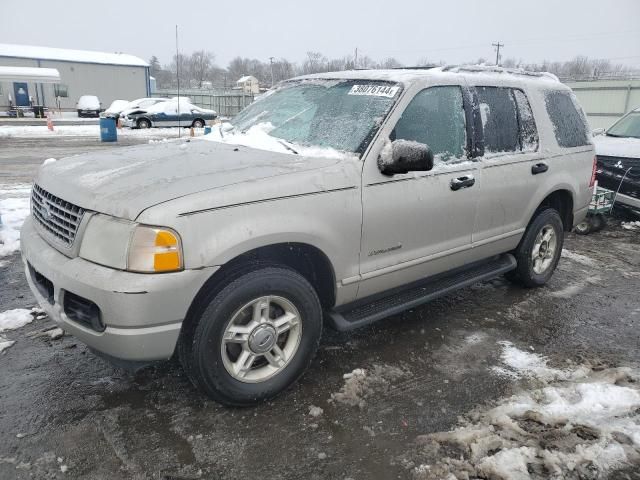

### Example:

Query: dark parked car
xmin=123 ymin=100 xmax=217 ymax=129
xmin=593 ymin=106 xmax=640 ymax=213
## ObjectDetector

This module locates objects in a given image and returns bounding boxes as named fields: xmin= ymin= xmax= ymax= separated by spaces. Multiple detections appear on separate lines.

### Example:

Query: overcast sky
xmin=1 ymin=0 xmax=639 ymax=68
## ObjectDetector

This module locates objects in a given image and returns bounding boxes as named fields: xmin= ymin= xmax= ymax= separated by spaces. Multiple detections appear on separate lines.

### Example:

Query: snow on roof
xmin=0 ymin=43 xmax=148 ymax=67
xmin=291 ymin=65 xmax=562 ymax=88
xmin=237 ymin=76 xmax=256 ymax=83
xmin=0 ymin=66 xmax=60 ymax=83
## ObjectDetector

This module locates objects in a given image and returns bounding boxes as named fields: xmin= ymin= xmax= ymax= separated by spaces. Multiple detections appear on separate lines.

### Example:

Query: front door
xmin=358 ymin=85 xmax=479 ymax=299
xmin=13 ymin=83 xmax=29 ymax=106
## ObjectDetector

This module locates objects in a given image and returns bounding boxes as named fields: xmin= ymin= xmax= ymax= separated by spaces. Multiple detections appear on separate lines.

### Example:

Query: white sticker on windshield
xmin=348 ymin=85 xmax=399 ymax=98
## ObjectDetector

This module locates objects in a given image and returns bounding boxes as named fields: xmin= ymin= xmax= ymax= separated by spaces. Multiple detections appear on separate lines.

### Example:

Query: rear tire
xmin=574 ymin=220 xmax=591 ymax=235
xmin=507 ymin=209 xmax=564 ymax=288
xmin=180 ymin=265 xmax=322 ymax=406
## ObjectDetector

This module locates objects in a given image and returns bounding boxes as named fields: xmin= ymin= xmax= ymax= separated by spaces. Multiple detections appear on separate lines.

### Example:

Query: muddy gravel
xmin=1 ymin=135 xmax=639 ymax=479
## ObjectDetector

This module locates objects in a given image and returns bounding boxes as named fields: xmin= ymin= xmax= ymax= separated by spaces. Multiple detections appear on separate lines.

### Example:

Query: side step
xmin=327 ymin=254 xmax=516 ymax=331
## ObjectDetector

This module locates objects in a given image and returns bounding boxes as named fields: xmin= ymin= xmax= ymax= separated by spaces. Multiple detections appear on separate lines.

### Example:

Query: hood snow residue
xmin=202 ymin=122 xmax=357 ymax=160
xmin=36 ymin=138 xmax=349 ymax=220
xmin=408 ymin=343 xmax=640 ymax=480
xmin=594 ymin=134 xmax=640 ymax=159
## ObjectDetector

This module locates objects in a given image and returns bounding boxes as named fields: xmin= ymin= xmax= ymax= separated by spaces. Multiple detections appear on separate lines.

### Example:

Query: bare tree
xmin=302 ymin=51 xmax=328 ymax=74
xmin=189 ymin=50 xmax=215 ymax=88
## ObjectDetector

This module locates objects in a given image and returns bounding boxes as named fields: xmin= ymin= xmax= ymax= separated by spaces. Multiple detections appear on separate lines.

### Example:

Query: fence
xmin=565 ymin=78 xmax=640 ymax=130
xmin=152 ymin=89 xmax=255 ymax=117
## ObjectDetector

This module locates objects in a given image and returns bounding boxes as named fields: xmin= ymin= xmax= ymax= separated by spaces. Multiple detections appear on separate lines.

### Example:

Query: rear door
xmin=470 ymin=85 xmax=543 ymax=243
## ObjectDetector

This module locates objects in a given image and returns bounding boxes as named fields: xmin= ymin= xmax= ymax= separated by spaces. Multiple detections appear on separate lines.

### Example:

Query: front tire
xmin=192 ymin=118 xmax=205 ymax=128
xmin=181 ymin=266 xmax=322 ymax=406
xmin=137 ymin=118 xmax=151 ymax=129
xmin=508 ymin=209 xmax=564 ymax=287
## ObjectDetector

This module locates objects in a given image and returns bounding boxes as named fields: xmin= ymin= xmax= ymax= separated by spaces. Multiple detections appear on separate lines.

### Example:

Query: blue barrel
xmin=204 ymin=126 xmax=212 ymax=135
xmin=99 ymin=117 xmax=117 ymax=142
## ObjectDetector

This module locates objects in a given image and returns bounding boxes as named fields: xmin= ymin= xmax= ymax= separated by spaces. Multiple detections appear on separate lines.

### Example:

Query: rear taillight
xmin=589 ymin=155 xmax=597 ymax=188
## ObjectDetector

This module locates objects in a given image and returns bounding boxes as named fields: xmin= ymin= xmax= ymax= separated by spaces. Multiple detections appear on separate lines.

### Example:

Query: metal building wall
xmin=0 ymin=56 xmax=149 ymax=111
xmin=566 ymin=78 xmax=640 ymax=130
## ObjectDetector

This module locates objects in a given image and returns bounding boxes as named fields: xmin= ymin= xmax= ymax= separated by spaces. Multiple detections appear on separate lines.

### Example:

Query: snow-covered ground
xmin=0 ymin=183 xmax=31 ymax=262
xmin=411 ymin=342 xmax=640 ymax=480
xmin=0 ymin=125 xmax=205 ymax=139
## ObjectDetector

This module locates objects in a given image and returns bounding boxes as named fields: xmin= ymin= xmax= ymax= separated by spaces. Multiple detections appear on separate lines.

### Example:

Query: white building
xmin=236 ymin=75 xmax=260 ymax=94
xmin=0 ymin=43 xmax=150 ymax=112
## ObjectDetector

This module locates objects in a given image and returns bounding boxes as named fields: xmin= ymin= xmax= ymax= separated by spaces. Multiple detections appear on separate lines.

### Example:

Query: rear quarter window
xmin=544 ymin=90 xmax=590 ymax=148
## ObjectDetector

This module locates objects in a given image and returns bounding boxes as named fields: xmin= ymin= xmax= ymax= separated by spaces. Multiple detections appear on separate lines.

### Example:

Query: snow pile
xmin=0 ymin=309 xmax=34 ymax=332
xmin=409 ymin=343 xmax=640 ymax=480
xmin=330 ymin=364 xmax=408 ymax=408
xmin=308 ymin=406 xmax=324 ymax=418
xmin=0 ymin=336 xmax=15 ymax=353
xmin=0 ymin=184 xmax=31 ymax=259
xmin=201 ymin=122 xmax=356 ymax=160
xmin=622 ymin=221 xmax=640 ymax=231
xmin=0 ymin=125 xmax=195 ymax=139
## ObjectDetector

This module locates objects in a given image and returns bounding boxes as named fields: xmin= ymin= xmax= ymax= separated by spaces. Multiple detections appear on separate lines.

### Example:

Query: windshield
xmin=607 ymin=111 xmax=640 ymax=139
xmin=230 ymin=79 xmax=401 ymax=154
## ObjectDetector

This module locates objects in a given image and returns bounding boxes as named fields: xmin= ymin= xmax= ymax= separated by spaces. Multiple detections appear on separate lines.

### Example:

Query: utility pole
xmin=269 ymin=56 xmax=275 ymax=87
xmin=354 ymin=47 xmax=358 ymax=69
xmin=492 ymin=41 xmax=504 ymax=66
xmin=175 ymin=25 xmax=181 ymax=138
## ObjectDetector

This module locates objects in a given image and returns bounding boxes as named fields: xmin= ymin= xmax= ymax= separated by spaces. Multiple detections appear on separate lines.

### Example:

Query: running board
xmin=327 ymin=254 xmax=516 ymax=331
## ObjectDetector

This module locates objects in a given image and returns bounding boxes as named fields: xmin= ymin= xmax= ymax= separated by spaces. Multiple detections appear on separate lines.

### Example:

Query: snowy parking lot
xmin=1 ymin=132 xmax=640 ymax=479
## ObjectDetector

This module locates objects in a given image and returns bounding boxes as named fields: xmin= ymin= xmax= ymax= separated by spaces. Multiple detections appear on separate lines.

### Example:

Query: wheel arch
xmin=534 ymin=189 xmax=574 ymax=232
xmin=179 ymin=242 xmax=336 ymax=346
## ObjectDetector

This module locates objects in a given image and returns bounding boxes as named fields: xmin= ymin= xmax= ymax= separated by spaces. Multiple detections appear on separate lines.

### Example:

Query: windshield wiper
xmin=606 ymin=133 xmax=624 ymax=138
xmin=276 ymin=139 xmax=299 ymax=154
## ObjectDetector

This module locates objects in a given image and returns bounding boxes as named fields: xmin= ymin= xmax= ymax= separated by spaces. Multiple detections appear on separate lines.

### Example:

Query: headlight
xmin=128 ymin=225 xmax=183 ymax=273
xmin=79 ymin=214 xmax=183 ymax=273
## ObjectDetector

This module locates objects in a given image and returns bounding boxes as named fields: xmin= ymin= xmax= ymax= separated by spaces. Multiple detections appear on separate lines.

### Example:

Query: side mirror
xmin=378 ymin=139 xmax=434 ymax=176
xmin=592 ymin=128 xmax=605 ymax=137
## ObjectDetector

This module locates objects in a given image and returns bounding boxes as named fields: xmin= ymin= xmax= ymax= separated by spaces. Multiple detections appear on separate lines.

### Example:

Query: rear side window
xmin=392 ymin=86 xmax=466 ymax=161
xmin=513 ymin=89 xmax=539 ymax=152
xmin=545 ymin=90 xmax=590 ymax=148
xmin=476 ymin=87 xmax=520 ymax=153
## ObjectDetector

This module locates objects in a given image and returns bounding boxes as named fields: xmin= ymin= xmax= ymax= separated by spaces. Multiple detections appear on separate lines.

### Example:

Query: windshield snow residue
xmin=207 ymin=79 xmax=400 ymax=156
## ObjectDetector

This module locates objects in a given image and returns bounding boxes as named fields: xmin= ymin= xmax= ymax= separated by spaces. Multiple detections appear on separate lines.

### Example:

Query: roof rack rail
xmin=440 ymin=64 xmax=559 ymax=82
xmin=390 ymin=65 xmax=441 ymax=70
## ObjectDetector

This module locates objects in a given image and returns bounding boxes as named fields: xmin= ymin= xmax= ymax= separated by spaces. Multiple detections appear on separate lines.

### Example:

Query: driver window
xmin=392 ymin=86 xmax=466 ymax=162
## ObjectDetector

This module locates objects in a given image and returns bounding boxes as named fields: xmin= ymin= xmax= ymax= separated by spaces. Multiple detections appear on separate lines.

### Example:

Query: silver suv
xmin=21 ymin=67 xmax=595 ymax=405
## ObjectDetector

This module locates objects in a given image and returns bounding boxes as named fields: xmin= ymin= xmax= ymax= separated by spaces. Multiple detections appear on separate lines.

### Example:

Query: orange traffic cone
xmin=46 ymin=113 xmax=54 ymax=131
xmin=189 ymin=127 xmax=195 ymax=137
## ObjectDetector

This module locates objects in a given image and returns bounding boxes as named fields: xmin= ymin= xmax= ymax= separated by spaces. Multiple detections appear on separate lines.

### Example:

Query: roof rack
xmin=440 ymin=65 xmax=559 ymax=82
xmin=390 ymin=65 xmax=441 ymax=70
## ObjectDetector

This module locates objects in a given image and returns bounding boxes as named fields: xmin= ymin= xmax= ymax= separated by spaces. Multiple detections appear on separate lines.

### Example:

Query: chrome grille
xmin=31 ymin=184 xmax=84 ymax=246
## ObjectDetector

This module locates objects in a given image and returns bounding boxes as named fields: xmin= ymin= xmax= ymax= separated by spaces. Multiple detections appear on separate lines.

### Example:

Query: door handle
xmin=531 ymin=162 xmax=549 ymax=175
xmin=450 ymin=175 xmax=475 ymax=191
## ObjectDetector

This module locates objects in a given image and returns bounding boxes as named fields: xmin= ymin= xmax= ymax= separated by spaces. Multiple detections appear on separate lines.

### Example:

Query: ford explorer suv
xmin=21 ymin=66 xmax=594 ymax=406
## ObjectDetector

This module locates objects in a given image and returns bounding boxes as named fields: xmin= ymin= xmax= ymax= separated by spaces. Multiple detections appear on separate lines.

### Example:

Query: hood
xmin=593 ymin=135 xmax=640 ymax=159
xmin=36 ymin=140 xmax=343 ymax=221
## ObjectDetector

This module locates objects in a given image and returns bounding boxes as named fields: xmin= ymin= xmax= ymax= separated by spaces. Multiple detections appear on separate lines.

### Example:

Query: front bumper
xmin=20 ymin=216 xmax=218 ymax=361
